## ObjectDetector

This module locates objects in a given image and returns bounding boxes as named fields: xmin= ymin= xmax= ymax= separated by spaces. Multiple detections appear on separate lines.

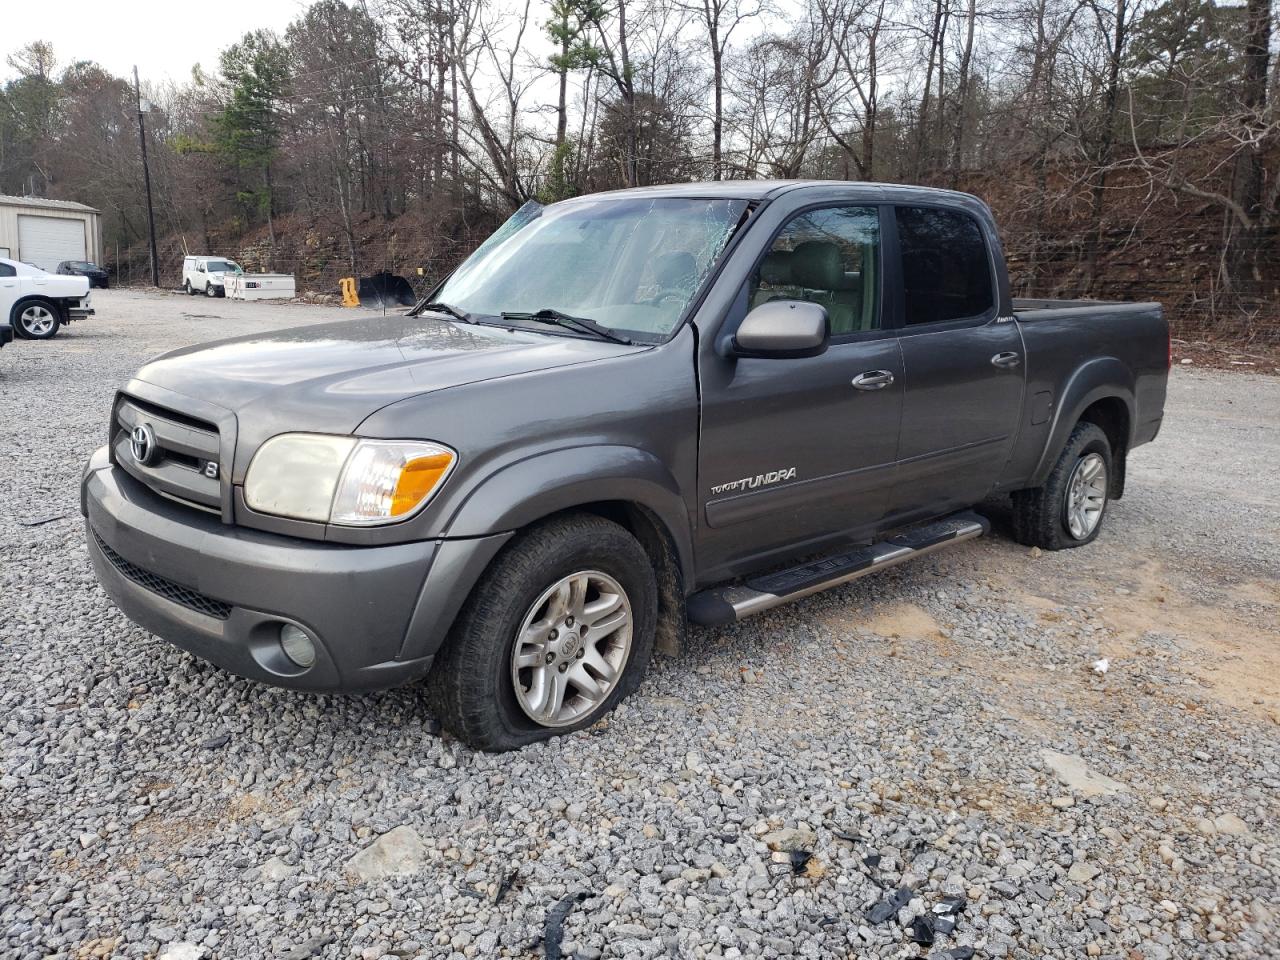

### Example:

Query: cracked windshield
xmin=432 ymin=197 xmax=749 ymax=340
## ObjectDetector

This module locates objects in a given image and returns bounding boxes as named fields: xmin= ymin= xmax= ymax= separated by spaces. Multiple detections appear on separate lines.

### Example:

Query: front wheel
xmin=1011 ymin=422 xmax=1112 ymax=550
xmin=13 ymin=301 xmax=61 ymax=340
xmin=426 ymin=514 xmax=658 ymax=751
xmin=205 ymin=282 xmax=216 ymax=297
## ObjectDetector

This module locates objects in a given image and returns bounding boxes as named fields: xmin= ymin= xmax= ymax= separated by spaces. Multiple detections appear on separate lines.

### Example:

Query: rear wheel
xmin=426 ymin=514 xmax=658 ymax=751
xmin=184 ymin=280 xmax=194 ymax=295
xmin=13 ymin=301 xmax=61 ymax=340
xmin=1012 ymin=422 xmax=1112 ymax=550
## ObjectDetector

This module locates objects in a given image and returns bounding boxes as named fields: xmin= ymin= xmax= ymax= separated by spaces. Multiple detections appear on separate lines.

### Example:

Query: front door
xmin=696 ymin=204 xmax=904 ymax=581
xmin=889 ymin=204 xmax=1025 ymax=521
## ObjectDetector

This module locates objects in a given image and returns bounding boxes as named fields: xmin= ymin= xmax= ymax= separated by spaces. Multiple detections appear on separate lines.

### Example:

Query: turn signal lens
xmin=392 ymin=452 xmax=455 ymax=516
xmin=330 ymin=440 xmax=457 ymax=526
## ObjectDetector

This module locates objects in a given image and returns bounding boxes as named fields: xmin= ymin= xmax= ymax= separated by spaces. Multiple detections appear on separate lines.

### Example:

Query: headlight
xmin=244 ymin=434 xmax=456 ymax=526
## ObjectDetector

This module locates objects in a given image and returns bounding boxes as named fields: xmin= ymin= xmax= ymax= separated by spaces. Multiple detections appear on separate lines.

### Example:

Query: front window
xmin=750 ymin=206 xmax=882 ymax=335
xmin=432 ymin=197 xmax=748 ymax=340
xmin=204 ymin=260 xmax=242 ymax=274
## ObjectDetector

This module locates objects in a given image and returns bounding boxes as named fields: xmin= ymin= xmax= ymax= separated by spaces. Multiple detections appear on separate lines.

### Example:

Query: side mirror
xmin=732 ymin=300 xmax=829 ymax=359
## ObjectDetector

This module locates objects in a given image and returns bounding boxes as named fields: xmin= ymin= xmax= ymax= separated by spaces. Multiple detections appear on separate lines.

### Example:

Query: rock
xmin=157 ymin=945 xmax=204 ymax=960
xmin=256 ymin=856 xmax=295 ymax=881
xmin=761 ymin=827 xmax=816 ymax=852
xmin=1068 ymin=862 xmax=1101 ymax=884
xmin=1040 ymin=750 xmax=1128 ymax=798
xmin=1195 ymin=818 xmax=1217 ymax=836
xmin=1212 ymin=813 xmax=1249 ymax=835
xmin=1051 ymin=796 xmax=1075 ymax=809
xmin=343 ymin=826 xmax=428 ymax=881
xmin=281 ymin=936 xmax=332 ymax=960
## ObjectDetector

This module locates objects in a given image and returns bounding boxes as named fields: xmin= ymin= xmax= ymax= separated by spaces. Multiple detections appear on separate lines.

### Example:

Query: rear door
xmin=0 ymin=261 xmax=18 ymax=317
xmin=888 ymin=204 xmax=1025 ymax=522
xmin=696 ymin=204 xmax=904 ymax=580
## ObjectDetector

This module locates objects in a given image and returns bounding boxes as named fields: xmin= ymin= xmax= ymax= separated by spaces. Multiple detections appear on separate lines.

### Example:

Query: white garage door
xmin=18 ymin=215 xmax=87 ymax=272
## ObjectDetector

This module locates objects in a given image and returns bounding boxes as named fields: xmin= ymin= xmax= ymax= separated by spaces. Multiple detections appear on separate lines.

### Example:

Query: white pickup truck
xmin=0 ymin=257 xmax=94 ymax=340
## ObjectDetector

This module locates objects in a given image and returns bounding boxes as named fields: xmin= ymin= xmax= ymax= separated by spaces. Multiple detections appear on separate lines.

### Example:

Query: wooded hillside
xmin=2 ymin=0 xmax=1275 ymax=341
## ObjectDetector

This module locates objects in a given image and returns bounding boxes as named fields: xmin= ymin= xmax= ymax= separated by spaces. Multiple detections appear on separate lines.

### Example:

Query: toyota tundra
xmin=83 ymin=182 xmax=1169 ymax=750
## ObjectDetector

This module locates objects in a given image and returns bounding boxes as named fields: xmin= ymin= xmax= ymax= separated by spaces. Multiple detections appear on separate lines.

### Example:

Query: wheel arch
xmin=443 ymin=444 xmax=695 ymax=583
xmin=1029 ymin=357 xmax=1135 ymax=492
xmin=1077 ymin=395 xmax=1130 ymax=498
xmin=9 ymin=294 xmax=63 ymax=323
xmin=405 ymin=445 xmax=695 ymax=662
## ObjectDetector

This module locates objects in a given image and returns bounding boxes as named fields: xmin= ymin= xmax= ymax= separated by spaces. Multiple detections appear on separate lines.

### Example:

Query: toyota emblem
xmin=130 ymin=423 xmax=158 ymax=465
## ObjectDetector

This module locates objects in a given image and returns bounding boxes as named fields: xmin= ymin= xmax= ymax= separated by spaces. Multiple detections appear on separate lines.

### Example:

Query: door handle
xmin=991 ymin=351 xmax=1021 ymax=369
xmin=852 ymin=370 xmax=895 ymax=390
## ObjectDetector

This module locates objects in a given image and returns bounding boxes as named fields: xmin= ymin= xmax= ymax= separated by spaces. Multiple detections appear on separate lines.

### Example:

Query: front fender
xmin=443 ymin=444 xmax=695 ymax=583
xmin=1029 ymin=357 xmax=1135 ymax=486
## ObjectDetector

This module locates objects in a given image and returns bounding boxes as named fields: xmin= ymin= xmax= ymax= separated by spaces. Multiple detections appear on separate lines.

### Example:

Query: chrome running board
xmin=686 ymin=511 xmax=989 ymax=626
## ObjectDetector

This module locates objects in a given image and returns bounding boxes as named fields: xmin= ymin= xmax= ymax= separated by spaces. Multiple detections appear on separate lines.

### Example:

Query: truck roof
xmin=569 ymin=179 xmax=984 ymax=204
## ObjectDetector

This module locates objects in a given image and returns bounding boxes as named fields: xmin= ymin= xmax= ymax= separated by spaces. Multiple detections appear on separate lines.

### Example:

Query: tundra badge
xmin=711 ymin=467 xmax=797 ymax=496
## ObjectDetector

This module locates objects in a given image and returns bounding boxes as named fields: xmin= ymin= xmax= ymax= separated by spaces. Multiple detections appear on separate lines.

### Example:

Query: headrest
xmin=791 ymin=241 xmax=843 ymax=290
xmin=652 ymin=251 xmax=697 ymax=288
xmin=759 ymin=250 xmax=792 ymax=285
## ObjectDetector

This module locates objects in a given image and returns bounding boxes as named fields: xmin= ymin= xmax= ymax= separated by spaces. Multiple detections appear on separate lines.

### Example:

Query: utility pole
xmin=133 ymin=65 xmax=160 ymax=287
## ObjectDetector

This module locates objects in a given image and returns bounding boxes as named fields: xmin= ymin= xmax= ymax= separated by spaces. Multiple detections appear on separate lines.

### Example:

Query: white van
xmin=183 ymin=256 xmax=244 ymax=298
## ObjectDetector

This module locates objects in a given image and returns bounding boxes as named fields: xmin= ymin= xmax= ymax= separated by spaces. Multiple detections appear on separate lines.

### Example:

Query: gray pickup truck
xmin=83 ymin=181 xmax=1168 ymax=750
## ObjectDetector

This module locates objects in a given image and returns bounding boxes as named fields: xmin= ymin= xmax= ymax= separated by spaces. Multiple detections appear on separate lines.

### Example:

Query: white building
xmin=0 ymin=195 xmax=102 ymax=272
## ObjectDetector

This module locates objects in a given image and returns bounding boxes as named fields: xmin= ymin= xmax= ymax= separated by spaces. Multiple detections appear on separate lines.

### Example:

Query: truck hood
xmin=133 ymin=314 xmax=646 ymax=437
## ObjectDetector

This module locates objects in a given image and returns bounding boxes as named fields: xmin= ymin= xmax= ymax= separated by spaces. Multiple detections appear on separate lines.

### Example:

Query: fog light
xmin=279 ymin=624 xmax=316 ymax=668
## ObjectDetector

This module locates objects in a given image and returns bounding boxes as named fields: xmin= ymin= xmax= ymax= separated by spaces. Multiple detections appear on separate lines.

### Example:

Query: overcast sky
xmin=4 ymin=0 xmax=311 ymax=85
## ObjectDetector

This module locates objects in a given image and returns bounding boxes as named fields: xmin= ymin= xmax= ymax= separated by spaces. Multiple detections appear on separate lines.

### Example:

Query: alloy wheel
xmin=510 ymin=570 xmax=633 ymax=728
xmin=19 ymin=304 xmax=56 ymax=337
xmin=1064 ymin=452 xmax=1107 ymax=540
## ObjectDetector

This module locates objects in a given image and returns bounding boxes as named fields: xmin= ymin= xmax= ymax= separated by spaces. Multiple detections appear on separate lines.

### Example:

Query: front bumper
xmin=82 ymin=448 xmax=508 ymax=692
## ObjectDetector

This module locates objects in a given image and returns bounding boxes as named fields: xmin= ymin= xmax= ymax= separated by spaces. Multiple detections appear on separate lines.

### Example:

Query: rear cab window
xmin=895 ymin=206 xmax=995 ymax=326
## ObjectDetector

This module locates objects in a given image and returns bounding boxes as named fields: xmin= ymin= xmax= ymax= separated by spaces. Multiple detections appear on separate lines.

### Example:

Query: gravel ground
xmin=2 ymin=289 xmax=1277 ymax=960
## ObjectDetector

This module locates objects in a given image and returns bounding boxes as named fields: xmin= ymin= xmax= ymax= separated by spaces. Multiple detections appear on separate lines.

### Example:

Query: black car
xmin=56 ymin=260 xmax=110 ymax=288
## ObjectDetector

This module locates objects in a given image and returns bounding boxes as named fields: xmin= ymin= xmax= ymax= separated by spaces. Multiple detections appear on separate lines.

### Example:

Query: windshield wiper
xmin=415 ymin=301 xmax=473 ymax=323
xmin=500 ymin=308 xmax=634 ymax=345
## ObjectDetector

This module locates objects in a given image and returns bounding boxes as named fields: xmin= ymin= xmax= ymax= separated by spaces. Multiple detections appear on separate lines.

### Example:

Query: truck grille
xmin=93 ymin=530 xmax=233 ymax=620
xmin=112 ymin=395 xmax=221 ymax=513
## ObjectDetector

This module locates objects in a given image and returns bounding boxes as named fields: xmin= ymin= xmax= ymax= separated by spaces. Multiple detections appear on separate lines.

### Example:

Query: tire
xmin=1011 ymin=422 xmax=1113 ymax=550
xmin=12 ymin=300 xmax=61 ymax=340
xmin=205 ymin=282 xmax=215 ymax=297
xmin=185 ymin=280 xmax=194 ymax=295
xmin=426 ymin=513 xmax=658 ymax=751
